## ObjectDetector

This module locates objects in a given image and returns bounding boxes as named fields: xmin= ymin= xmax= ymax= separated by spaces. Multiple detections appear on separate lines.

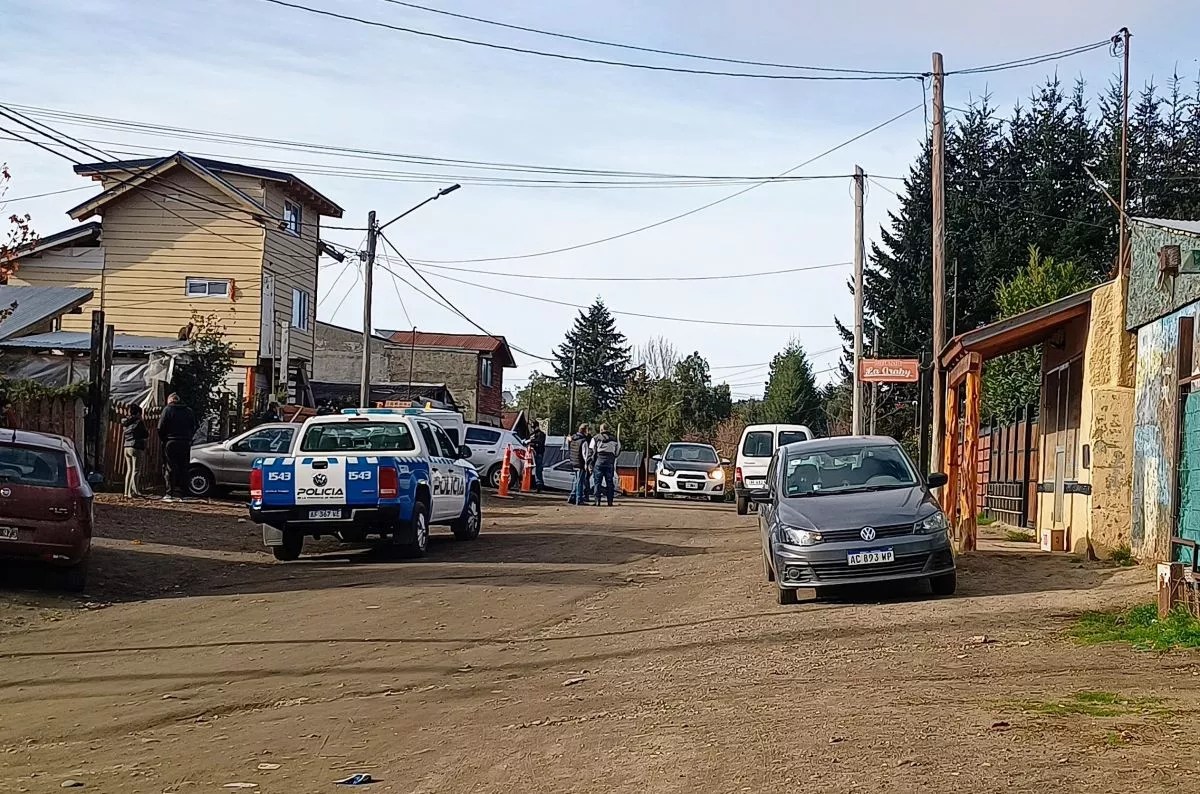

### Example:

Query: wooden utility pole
xmin=1117 ymin=27 xmax=1132 ymax=273
xmin=852 ymin=165 xmax=865 ymax=435
xmin=359 ymin=210 xmax=377 ymax=407
xmin=930 ymin=52 xmax=947 ymax=477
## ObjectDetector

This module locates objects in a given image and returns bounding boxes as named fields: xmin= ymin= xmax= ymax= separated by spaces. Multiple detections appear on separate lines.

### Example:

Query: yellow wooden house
xmin=10 ymin=151 xmax=344 ymax=398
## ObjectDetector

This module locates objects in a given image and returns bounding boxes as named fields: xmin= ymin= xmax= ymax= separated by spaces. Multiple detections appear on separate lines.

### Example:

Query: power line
xmin=0 ymin=184 xmax=92 ymax=203
xmin=946 ymin=39 xmax=1111 ymax=76
xmin=412 ymin=259 xmax=851 ymax=283
xmin=416 ymin=104 xmax=923 ymax=265
xmin=257 ymin=0 xmax=921 ymax=82
xmin=411 ymin=265 xmax=836 ymax=329
xmin=376 ymin=0 xmax=921 ymax=76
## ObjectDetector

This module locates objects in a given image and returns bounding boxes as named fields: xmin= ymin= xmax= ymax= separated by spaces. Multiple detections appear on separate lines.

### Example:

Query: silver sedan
xmin=188 ymin=423 xmax=298 ymax=497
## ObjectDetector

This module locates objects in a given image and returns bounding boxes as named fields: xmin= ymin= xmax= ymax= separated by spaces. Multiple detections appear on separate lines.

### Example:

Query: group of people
xmin=119 ymin=392 xmax=198 ymax=502
xmin=522 ymin=420 xmax=621 ymax=506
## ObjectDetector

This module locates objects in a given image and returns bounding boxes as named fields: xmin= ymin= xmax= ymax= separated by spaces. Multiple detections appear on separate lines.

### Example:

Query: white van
xmin=734 ymin=424 xmax=814 ymax=514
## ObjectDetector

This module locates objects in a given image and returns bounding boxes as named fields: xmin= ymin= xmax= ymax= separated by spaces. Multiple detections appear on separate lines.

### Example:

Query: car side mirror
xmin=749 ymin=488 xmax=773 ymax=504
xmin=459 ymin=444 xmax=473 ymax=460
xmin=720 ymin=457 xmax=732 ymax=466
xmin=927 ymin=472 xmax=948 ymax=489
xmin=651 ymin=455 xmax=661 ymax=462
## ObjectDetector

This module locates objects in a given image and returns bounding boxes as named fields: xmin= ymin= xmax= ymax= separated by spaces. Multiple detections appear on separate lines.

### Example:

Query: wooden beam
xmin=959 ymin=365 xmax=982 ymax=552
xmin=942 ymin=382 xmax=960 ymax=526
xmin=948 ymin=351 xmax=981 ymax=389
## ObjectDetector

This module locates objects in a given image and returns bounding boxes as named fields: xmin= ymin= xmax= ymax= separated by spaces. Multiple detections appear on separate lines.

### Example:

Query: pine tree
xmin=760 ymin=342 xmax=824 ymax=432
xmin=674 ymin=352 xmax=732 ymax=436
xmin=552 ymin=299 xmax=632 ymax=413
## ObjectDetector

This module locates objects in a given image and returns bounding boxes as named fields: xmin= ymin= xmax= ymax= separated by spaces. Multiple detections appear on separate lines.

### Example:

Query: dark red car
xmin=0 ymin=430 xmax=94 ymax=591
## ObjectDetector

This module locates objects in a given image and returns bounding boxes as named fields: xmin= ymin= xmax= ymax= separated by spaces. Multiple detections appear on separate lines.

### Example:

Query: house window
xmin=291 ymin=288 xmax=311 ymax=331
xmin=283 ymin=200 xmax=302 ymax=237
xmin=480 ymin=357 xmax=494 ymax=388
xmin=185 ymin=277 xmax=231 ymax=299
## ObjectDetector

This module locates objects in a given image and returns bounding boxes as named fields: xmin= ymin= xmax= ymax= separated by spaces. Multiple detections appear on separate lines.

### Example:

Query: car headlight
xmin=781 ymin=527 xmax=823 ymax=546
xmin=709 ymin=468 xmax=724 ymax=480
xmin=915 ymin=511 xmax=949 ymax=535
xmin=659 ymin=468 xmax=674 ymax=477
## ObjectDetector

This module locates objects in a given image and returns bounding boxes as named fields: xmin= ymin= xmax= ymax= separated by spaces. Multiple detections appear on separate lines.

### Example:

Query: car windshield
xmin=299 ymin=422 xmax=417 ymax=453
xmin=742 ymin=431 xmax=773 ymax=457
xmin=0 ymin=444 xmax=68 ymax=487
xmin=783 ymin=442 xmax=918 ymax=497
xmin=665 ymin=444 xmax=718 ymax=464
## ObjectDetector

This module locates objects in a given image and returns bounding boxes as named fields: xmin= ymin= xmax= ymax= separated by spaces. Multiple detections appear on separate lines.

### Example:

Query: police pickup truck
xmin=248 ymin=408 xmax=482 ymax=561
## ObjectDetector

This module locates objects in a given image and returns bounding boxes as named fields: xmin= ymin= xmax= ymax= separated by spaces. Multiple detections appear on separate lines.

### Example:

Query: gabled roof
xmin=383 ymin=330 xmax=517 ymax=368
xmin=0 ymin=286 xmax=94 ymax=341
xmin=11 ymin=221 xmax=102 ymax=262
xmin=68 ymin=152 xmax=270 ymax=221
xmin=73 ymin=152 xmax=344 ymax=218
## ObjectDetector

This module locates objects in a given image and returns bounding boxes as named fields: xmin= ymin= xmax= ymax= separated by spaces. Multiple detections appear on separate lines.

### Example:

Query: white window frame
xmin=283 ymin=199 xmax=302 ymax=237
xmin=480 ymin=356 xmax=494 ymax=388
xmin=185 ymin=277 xmax=231 ymax=299
xmin=291 ymin=287 xmax=311 ymax=331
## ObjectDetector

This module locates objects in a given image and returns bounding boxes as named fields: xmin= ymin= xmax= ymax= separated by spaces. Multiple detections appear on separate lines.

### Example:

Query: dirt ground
xmin=2 ymin=493 xmax=1198 ymax=793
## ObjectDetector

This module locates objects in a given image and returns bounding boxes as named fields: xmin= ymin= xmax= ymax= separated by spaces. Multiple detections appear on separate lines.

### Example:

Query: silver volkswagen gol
xmin=752 ymin=436 xmax=955 ymax=605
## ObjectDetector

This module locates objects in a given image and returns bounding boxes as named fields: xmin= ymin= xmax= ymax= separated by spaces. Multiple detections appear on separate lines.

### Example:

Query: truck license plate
xmin=847 ymin=548 xmax=894 ymax=566
xmin=307 ymin=509 xmax=343 ymax=520
xmin=0 ymin=526 xmax=17 ymax=540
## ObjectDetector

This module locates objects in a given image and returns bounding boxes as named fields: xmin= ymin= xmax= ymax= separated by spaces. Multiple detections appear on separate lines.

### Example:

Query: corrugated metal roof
xmin=384 ymin=330 xmax=516 ymax=367
xmin=1133 ymin=217 xmax=1200 ymax=236
xmin=0 ymin=286 xmax=94 ymax=341
xmin=0 ymin=331 xmax=179 ymax=353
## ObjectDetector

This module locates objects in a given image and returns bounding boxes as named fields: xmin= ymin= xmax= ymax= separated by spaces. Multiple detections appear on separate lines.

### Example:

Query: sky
xmin=2 ymin=0 xmax=1196 ymax=400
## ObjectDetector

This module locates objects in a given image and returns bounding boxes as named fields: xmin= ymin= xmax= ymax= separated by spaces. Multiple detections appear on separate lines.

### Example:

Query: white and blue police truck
xmin=249 ymin=408 xmax=482 ymax=561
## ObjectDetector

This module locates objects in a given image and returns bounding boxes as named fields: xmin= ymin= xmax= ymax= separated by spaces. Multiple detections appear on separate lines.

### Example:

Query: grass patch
xmin=1109 ymin=543 xmax=1137 ymax=567
xmin=1005 ymin=529 xmax=1037 ymax=543
xmin=1073 ymin=602 xmax=1200 ymax=651
xmin=1016 ymin=690 xmax=1165 ymax=718
xmin=977 ymin=513 xmax=996 ymax=527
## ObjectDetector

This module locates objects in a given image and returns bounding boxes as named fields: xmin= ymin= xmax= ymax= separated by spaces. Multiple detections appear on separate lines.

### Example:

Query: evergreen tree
xmin=674 ymin=352 xmax=732 ymax=436
xmin=552 ymin=299 xmax=632 ymax=412
xmin=760 ymin=341 xmax=824 ymax=432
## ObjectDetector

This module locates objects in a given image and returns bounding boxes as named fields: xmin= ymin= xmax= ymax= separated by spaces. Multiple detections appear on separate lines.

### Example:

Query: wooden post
xmin=960 ymin=363 xmax=982 ymax=552
xmin=930 ymin=51 xmax=947 ymax=478
xmin=942 ymin=382 xmax=960 ymax=535
xmin=1158 ymin=562 xmax=1184 ymax=618
xmin=85 ymin=310 xmax=105 ymax=475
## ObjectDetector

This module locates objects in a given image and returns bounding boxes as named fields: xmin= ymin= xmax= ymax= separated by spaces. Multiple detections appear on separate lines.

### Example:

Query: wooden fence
xmin=982 ymin=408 xmax=1039 ymax=529
xmin=104 ymin=404 xmax=168 ymax=493
xmin=3 ymin=397 xmax=86 ymax=452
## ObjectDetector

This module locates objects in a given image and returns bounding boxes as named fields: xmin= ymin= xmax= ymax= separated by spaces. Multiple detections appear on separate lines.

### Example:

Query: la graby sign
xmin=858 ymin=358 xmax=920 ymax=383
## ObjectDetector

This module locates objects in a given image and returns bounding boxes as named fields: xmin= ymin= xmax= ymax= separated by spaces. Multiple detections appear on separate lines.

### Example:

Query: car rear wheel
xmin=187 ymin=465 xmax=215 ymax=498
xmin=397 ymin=499 xmax=430 ymax=558
xmin=776 ymin=583 xmax=798 ymax=606
xmin=930 ymin=571 xmax=957 ymax=597
xmin=736 ymin=495 xmax=749 ymax=515
xmin=272 ymin=532 xmax=304 ymax=562
xmin=452 ymin=491 xmax=481 ymax=540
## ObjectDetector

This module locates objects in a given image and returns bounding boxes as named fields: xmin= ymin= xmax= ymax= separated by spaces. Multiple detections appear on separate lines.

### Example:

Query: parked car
xmin=462 ymin=423 xmax=527 ymax=489
xmin=734 ymin=423 xmax=814 ymax=514
xmin=188 ymin=422 xmax=299 ymax=497
xmin=0 ymin=430 xmax=94 ymax=591
xmin=653 ymin=442 xmax=729 ymax=502
xmin=752 ymin=435 xmax=954 ymax=605
xmin=541 ymin=457 xmax=579 ymax=492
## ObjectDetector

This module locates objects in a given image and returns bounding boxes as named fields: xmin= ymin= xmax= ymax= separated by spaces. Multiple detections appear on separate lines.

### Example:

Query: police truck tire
xmin=452 ymin=491 xmax=481 ymax=540
xmin=272 ymin=532 xmax=303 ymax=562
xmin=398 ymin=499 xmax=430 ymax=558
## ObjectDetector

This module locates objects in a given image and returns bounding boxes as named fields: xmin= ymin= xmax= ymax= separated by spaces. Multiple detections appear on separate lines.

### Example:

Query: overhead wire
xmin=0 ymin=184 xmax=92 ymax=203
xmin=257 ymin=0 xmax=922 ymax=82
xmin=412 ymin=259 xmax=851 ymax=282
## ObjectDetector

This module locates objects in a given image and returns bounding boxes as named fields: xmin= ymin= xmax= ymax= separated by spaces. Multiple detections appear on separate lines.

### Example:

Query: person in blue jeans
xmin=590 ymin=424 xmax=620 ymax=507
xmin=566 ymin=424 xmax=590 ymax=505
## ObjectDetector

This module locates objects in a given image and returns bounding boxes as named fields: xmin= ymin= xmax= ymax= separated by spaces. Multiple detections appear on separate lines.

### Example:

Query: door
xmin=464 ymin=426 xmax=502 ymax=473
xmin=430 ymin=423 xmax=468 ymax=520
xmin=222 ymin=426 xmax=296 ymax=485
xmin=759 ymin=453 xmax=779 ymax=566
xmin=415 ymin=421 xmax=450 ymax=519
xmin=739 ymin=429 xmax=774 ymax=489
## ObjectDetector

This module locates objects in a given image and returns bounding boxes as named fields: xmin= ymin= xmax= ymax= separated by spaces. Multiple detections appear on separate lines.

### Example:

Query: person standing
xmin=121 ymin=404 xmax=149 ymax=498
xmin=567 ymin=423 xmax=590 ymax=505
xmin=263 ymin=399 xmax=281 ymax=423
xmin=528 ymin=420 xmax=547 ymax=493
xmin=158 ymin=392 xmax=197 ymax=502
xmin=590 ymin=424 xmax=620 ymax=507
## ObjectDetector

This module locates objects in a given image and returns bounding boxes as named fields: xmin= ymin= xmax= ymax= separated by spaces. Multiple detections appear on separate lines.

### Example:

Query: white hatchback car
xmin=462 ymin=424 xmax=527 ymax=489
xmin=653 ymin=442 xmax=729 ymax=502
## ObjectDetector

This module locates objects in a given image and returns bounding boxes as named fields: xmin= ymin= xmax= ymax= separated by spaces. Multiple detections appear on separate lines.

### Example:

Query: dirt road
xmin=2 ymin=495 xmax=1198 ymax=793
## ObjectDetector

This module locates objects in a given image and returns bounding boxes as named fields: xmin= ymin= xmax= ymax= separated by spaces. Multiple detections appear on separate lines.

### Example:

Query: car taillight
xmin=735 ymin=466 xmax=743 ymax=486
xmin=250 ymin=468 xmax=263 ymax=499
xmin=379 ymin=466 xmax=398 ymax=498
xmin=66 ymin=462 xmax=82 ymax=491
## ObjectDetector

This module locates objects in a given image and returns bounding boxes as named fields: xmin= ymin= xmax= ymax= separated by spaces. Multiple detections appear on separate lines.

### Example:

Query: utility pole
xmin=359 ymin=210 xmax=377 ymax=407
xmin=869 ymin=328 xmax=879 ymax=435
xmin=408 ymin=325 xmax=417 ymax=399
xmin=930 ymin=51 xmax=947 ymax=475
xmin=1117 ymin=27 xmax=1132 ymax=273
xmin=852 ymin=165 xmax=865 ymax=435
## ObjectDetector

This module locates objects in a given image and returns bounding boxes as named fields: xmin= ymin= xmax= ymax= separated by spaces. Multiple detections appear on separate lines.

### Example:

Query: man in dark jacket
xmin=567 ymin=423 xmax=590 ymax=505
xmin=528 ymin=420 xmax=547 ymax=493
xmin=590 ymin=424 xmax=620 ymax=507
xmin=158 ymin=392 xmax=197 ymax=502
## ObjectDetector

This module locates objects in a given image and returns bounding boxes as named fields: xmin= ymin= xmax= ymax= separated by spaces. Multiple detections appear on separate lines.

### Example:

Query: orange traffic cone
xmin=520 ymin=446 xmax=534 ymax=493
xmin=496 ymin=446 xmax=514 ymax=499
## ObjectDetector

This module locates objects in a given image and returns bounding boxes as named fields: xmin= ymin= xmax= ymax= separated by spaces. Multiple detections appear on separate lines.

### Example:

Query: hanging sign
xmin=859 ymin=358 xmax=920 ymax=383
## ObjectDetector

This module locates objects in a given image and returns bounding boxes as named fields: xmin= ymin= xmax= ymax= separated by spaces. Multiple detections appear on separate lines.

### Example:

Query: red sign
xmin=859 ymin=358 xmax=920 ymax=383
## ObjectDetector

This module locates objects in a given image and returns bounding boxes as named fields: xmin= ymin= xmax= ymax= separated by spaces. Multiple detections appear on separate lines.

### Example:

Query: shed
xmin=615 ymin=450 xmax=646 ymax=496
